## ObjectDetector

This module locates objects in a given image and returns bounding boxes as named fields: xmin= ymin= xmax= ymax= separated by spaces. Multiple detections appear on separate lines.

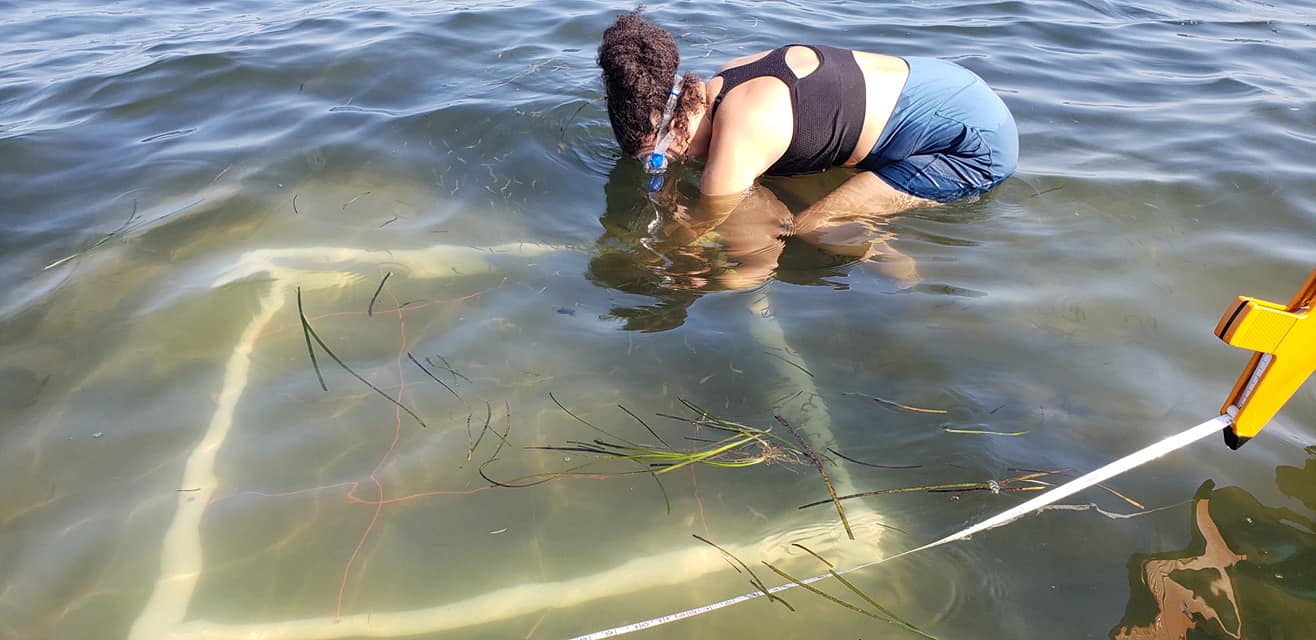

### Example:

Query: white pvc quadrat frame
xmin=128 ymin=243 xmax=890 ymax=640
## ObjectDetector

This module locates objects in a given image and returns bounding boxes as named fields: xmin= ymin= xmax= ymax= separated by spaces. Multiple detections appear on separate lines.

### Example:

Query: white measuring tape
xmin=568 ymin=415 xmax=1231 ymax=640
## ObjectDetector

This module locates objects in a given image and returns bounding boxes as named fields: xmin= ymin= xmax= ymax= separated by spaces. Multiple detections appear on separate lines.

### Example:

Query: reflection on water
xmin=588 ymin=162 xmax=728 ymax=332
xmin=1113 ymin=452 xmax=1316 ymax=639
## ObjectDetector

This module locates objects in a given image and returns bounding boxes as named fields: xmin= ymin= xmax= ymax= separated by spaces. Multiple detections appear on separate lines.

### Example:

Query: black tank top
xmin=711 ymin=45 xmax=867 ymax=176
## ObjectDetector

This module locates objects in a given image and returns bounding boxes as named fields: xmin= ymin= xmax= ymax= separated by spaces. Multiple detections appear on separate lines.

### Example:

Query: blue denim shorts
xmin=856 ymin=57 xmax=1018 ymax=203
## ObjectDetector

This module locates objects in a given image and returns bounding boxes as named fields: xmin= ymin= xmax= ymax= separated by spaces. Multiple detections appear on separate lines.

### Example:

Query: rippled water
xmin=2 ymin=1 xmax=1314 ymax=638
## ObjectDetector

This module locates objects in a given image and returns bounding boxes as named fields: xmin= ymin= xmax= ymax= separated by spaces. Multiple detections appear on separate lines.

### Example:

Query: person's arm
xmin=698 ymin=103 xmax=781 ymax=197
xmin=663 ymin=188 xmax=792 ymax=291
xmin=705 ymin=188 xmax=793 ymax=290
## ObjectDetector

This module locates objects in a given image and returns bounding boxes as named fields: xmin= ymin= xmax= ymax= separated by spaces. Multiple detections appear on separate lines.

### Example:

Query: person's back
xmin=709 ymin=44 xmax=866 ymax=176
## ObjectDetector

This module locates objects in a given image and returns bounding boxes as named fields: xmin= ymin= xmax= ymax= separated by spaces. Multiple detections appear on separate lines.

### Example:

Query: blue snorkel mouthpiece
xmin=645 ymin=151 xmax=668 ymax=191
xmin=647 ymin=151 xmax=667 ymax=173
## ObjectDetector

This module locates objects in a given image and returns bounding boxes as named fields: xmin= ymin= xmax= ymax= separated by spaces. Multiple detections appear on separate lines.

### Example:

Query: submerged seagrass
xmin=2 ymin=1 xmax=1314 ymax=639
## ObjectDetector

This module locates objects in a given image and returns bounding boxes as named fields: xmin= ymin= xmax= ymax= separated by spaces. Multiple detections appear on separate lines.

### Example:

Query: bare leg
xmin=802 ymin=223 xmax=921 ymax=288
xmin=789 ymin=171 xmax=937 ymax=236
xmin=790 ymin=171 xmax=936 ymax=287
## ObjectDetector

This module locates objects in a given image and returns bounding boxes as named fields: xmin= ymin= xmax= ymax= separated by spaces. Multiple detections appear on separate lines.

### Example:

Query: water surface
xmin=2 ymin=1 xmax=1315 ymax=638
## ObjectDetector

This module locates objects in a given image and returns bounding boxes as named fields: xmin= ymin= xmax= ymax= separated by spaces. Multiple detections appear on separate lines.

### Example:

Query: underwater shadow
xmin=1111 ymin=451 xmax=1316 ymax=639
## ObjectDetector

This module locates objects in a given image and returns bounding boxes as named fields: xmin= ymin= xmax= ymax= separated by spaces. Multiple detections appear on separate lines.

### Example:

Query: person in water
xmin=597 ymin=11 xmax=1018 ymax=233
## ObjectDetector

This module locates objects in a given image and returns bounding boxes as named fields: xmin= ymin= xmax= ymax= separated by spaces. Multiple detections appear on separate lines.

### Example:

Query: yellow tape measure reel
xmin=1215 ymin=268 xmax=1316 ymax=448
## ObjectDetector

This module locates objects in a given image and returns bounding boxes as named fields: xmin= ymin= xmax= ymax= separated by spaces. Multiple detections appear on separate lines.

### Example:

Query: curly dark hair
xmin=597 ymin=10 xmax=704 ymax=156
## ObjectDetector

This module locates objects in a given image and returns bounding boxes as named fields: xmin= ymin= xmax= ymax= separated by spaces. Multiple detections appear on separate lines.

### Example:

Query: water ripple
xmin=2 ymin=2 xmax=1315 ymax=638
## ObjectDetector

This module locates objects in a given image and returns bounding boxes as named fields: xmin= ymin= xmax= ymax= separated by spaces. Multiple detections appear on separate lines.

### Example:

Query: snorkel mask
xmin=641 ymin=76 xmax=682 ymax=192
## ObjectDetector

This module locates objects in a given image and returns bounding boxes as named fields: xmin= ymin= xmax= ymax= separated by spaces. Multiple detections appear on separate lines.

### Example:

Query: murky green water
xmin=2 ymin=1 xmax=1314 ymax=638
